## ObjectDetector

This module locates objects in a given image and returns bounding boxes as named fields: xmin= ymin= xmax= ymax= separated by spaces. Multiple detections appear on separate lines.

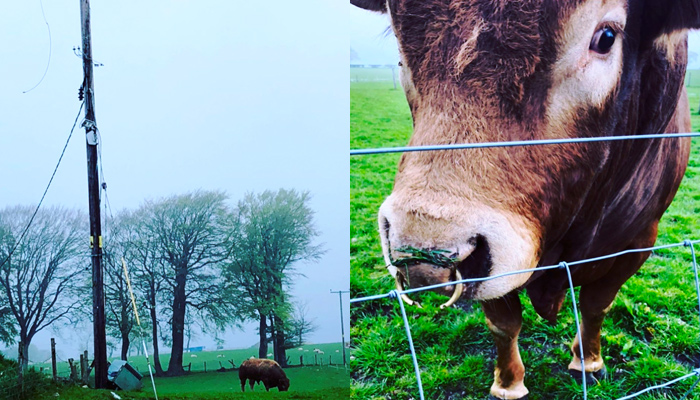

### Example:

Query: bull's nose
xmin=378 ymin=195 xmax=479 ymax=278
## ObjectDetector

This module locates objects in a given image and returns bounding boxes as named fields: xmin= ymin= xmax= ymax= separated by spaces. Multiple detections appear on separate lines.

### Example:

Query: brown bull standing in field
xmin=352 ymin=0 xmax=700 ymax=398
xmin=239 ymin=358 xmax=290 ymax=392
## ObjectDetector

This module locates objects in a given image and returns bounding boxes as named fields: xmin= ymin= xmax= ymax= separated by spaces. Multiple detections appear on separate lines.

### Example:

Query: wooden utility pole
xmin=330 ymin=289 xmax=349 ymax=366
xmin=80 ymin=0 xmax=107 ymax=389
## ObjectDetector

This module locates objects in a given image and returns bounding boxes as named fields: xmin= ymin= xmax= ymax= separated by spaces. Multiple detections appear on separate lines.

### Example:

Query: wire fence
xmin=350 ymin=133 xmax=700 ymax=400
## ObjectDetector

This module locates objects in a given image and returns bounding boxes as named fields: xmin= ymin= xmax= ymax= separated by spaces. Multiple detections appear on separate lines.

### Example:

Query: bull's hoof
xmin=568 ymin=366 xmax=607 ymax=385
xmin=487 ymin=395 xmax=528 ymax=400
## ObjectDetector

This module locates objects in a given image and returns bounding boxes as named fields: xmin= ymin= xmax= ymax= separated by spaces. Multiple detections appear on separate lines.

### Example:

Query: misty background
xmin=0 ymin=1 xmax=347 ymax=362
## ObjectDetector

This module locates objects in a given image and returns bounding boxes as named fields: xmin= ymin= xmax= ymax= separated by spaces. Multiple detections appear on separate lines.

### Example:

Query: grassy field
xmin=16 ymin=343 xmax=349 ymax=399
xmin=36 ymin=343 xmax=345 ymax=377
xmin=350 ymin=73 xmax=700 ymax=399
xmin=43 ymin=366 xmax=349 ymax=400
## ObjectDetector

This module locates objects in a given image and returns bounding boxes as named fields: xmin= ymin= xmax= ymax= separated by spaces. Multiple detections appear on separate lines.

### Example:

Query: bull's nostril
xmin=457 ymin=235 xmax=492 ymax=281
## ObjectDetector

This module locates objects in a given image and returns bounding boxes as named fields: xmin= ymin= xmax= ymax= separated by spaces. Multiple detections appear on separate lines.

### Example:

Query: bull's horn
xmin=394 ymin=272 xmax=422 ymax=308
xmin=439 ymin=269 xmax=464 ymax=309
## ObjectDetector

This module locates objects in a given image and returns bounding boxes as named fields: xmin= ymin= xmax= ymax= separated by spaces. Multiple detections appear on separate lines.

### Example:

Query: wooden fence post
xmin=300 ymin=355 xmax=303 ymax=366
xmin=51 ymin=338 xmax=57 ymax=382
xmin=80 ymin=353 xmax=85 ymax=384
xmin=69 ymin=358 xmax=79 ymax=382
xmin=204 ymin=361 xmax=207 ymax=373
xmin=81 ymin=350 xmax=89 ymax=384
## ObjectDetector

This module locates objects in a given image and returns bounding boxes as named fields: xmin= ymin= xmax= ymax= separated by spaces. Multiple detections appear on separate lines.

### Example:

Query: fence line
xmin=351 ymin=130 xmax=700 ymax=399
xmin=352 ymin=240 xmax=700 ymax=400
xmin=350 ymin=131 xmax=700 ymax=156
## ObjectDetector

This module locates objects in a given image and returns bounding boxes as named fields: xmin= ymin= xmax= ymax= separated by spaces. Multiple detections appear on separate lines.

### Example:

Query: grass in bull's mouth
xmin=351 ymin=72 xmax=700 ymax=400
xmin=392 ymin=247 xmax=456 ymax=268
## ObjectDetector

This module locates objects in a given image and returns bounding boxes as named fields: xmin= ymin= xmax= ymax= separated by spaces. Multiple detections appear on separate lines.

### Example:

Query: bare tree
xmin=285 ymin=301 xmax=317 ymax=349
xmin=140 ymin=191 xmax=234 ymax=376
xmin=225 ymin=189 xmax=324 ymax=366
xmin=103 ymin=212 xmax=149 ymax=362
xmin=123 ymin=208 xmax=167 ymax=375
xmin=0 ymin=206 xmax=86 ymax=371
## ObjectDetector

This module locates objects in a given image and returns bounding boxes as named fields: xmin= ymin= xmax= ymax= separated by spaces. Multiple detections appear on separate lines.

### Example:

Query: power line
xmin=22 ymin=0 xmax=52 ymax=94
xmin=0 ymin=101 xmax=85 ymax=270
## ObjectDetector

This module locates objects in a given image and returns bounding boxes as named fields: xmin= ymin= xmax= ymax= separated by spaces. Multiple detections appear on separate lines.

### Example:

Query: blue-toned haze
xmin=0 ymin=1 xmax=348 ymax=359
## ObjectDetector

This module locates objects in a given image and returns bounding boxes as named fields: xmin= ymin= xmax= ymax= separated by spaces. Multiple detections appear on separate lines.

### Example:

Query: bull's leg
xmin=568 ymin=250 xmax=651 ymax=381
xmin=482 ymin=292 xmax=528 ymax=400
xmin=240 ymin=377 xmax=246 ymax=392
xmin=249 ymin=380 xmax=255 ymax=391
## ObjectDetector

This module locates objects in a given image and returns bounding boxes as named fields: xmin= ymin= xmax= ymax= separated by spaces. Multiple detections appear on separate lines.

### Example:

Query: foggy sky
xmin=0 ymin=1 xmax=348 ymax=357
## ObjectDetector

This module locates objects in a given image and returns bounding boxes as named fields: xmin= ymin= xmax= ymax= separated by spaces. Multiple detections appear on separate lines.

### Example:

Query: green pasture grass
xmin=350 ymin=67 xmax=397 ymax=84
xmin=351 ymin=79 xmax=700 ymax=399
xmin=45 ymin=366 xmax=349 ymax=400
xmin=35 ymin=343 xmax=345 ymax=377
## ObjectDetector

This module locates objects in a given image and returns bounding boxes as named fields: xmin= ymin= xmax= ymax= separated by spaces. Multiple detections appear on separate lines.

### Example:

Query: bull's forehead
xmin=388 ymin=0 xmax=627 ymax=116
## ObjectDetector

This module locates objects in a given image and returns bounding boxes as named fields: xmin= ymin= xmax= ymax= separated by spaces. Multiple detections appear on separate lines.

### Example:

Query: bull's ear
xmin=351 ymin=0 xmax=387 ymax=13
xmin=644 ymin=1 xmax=700 ymax=39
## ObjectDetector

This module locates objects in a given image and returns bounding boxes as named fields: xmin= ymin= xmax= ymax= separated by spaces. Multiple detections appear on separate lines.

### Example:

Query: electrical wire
xmin=0 ymin=101 xmax=85 ymax=270
xmin=23 ymin=0 xmax=52 ymax=94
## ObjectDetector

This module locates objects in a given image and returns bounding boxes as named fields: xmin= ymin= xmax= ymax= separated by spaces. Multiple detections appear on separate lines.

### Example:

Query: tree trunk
xmin=150 ymin=304 xmax=164 ymax=375
xmin=258 ymin=312 xmax=268 ymax=359
xmin=167 ymin=267 xmax=187 ymax=376
xmin=120 ymin=334 xmax=130 ymax=361
xmin=273 ymin=313 xmax=287 ymax=367
xmin=18 ymin=333 xmax=31 ymax=372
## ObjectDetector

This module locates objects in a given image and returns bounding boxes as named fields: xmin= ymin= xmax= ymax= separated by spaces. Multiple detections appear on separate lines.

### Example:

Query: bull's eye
xmin=590 ymin=26 xmax=616 ymax=54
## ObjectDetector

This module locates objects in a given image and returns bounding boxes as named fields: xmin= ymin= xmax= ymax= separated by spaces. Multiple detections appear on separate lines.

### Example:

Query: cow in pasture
xmin=352 ymin=0 xmax=698 ymax=398
xmin=238 ymin=358 xmax=290 ymax=392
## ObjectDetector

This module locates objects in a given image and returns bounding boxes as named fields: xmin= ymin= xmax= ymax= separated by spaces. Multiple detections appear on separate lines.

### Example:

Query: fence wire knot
xmin=685 ymin=239 xmax=693 ymax=247
xmin=558 ymin=261 xmax=569 ymax=270
xmin=389 ymin=289 xmax=400 ymax=300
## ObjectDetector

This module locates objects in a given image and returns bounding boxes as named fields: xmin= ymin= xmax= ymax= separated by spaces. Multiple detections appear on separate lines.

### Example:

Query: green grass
xmin=27 ymin=343 xmax=349 ymax=399
xmin=30 ymin=366 xmax=349 ymax=400
xmin=35 ymin=343 xmax=345 ymax=377
xmin=350 ymin=74 xmax=700 ymax=399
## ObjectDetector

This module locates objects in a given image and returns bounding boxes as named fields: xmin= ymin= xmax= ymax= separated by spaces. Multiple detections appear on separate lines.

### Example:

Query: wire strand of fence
xmin=350 ymin=132 xmax=700 ymax=156
xmin=563 ymin=261 xmax=587 ymax=399
xmin=351 ymin=239 xmax=700 ymax=399
xmin=688 ymin=242 xmax=700 ymax=349
xmin=351 ymin=240 xmax=698 ymax=305
xmin=392 ymin=290 xmax=425 ymax=400
xmin=615 ymin=370 xmax=700 ymax=400
xmin=680 ymin=375 xmax=700 ymax=400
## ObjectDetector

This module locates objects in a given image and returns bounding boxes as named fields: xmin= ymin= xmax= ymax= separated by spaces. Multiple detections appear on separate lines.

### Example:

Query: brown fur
xmin=238 ymin=358 xmax=290 ymax=392
xmin=354 ymin=0 xmax=698 ymax=398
